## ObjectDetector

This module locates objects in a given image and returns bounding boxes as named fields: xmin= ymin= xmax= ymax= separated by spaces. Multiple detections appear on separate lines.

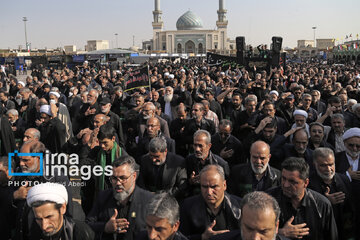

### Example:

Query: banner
xmin=207 ymin=52 xmax=242 ymax=68
xmin=124 ymin=65 xmax=150 ymax=92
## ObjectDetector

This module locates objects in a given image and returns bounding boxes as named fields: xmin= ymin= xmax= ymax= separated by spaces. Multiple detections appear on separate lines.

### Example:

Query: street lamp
xmin=312 ymin=26 xmax=317 ymax=48
xmin=23 ymin=17 xmax=28 ymax=51
xmin=115 ymin=33 xmax=118 ymax=49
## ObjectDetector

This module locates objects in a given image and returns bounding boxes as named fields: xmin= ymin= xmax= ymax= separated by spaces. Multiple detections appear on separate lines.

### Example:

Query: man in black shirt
xmin=183 ymin=103 xmax=216 ymax=145
xmin=267 ymin=157 xmax=338 ymax=240
xmin=180 ymin=165 xmax=241 ymax=240
xmin=86 ymin=156 xmax=153 ymax=240
xmin=229 ymin=141 xmax=280 ymax=198
xmin=138 ymin=137 xmax=187 ymax=200
xmin=186 ymin=130 xmax=230 ymax=196
xmin=211 ymin=119 xmax=244 ymax=167
xmin=136 ymin=193 xmax=189 ymax=240
xmin=308 ymin=147 xmax=355 ymax=240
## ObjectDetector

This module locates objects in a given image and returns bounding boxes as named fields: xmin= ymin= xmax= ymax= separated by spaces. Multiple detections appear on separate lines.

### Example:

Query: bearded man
xmin=86 ymin=156 xmax=153 ymax=240
xmin=229 ymin=141 xmax=280 ymax=198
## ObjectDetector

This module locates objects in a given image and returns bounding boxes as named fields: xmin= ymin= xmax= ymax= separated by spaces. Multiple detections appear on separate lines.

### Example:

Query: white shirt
xmin=345 ymin=153 xmax=359 ymax=182
xmin=164 ymin=102 xmax=172 ymax=121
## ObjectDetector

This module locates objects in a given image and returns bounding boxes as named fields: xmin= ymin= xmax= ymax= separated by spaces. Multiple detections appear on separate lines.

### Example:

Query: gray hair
xmin=89 ymin=89 xmax=99 ymax=98
xmin=26 ymin=128 xmax=41 ymax=140
xmin=194 ymin=130 xmax=211 ymax=144
xmin=331 ymin=113 xmax=345 ymax=122
xmin=241 ymin=191 xmax=280 ymax=225
xmin=146 ymin=193 xmax=179 ymax=226
xmin=352 ymin=103 xmax=360 ymax=112
xmin=200 ymin=164 xmax=225 ymax=181
xmin=245 ymin=95 xmax=258 ymax=105
xmin=112 ymin=155 xmax=137 ymax=173
xmin=313 ymin=147 xmax=334 ymax=163
xmin=149 ymin=137 xmax=167 ymax=153
xmin=144 ymin=102 xmax=156 ymax=111
xmin=348 ymin=99 xmax=357 ymax=105
xmin=6 ymin=109 xmax=18 ymax=116
xmin=19 ymin=87 xmax=31 ymax=93
xmin=302 ymin=93 xmax=312 ymax=100
xmin=81 ymin=91 xmax=88 ymax=96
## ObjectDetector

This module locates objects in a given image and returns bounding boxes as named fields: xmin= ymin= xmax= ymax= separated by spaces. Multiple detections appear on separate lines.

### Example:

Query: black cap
xmin=100 ymin=97 xmax=111 ymax=105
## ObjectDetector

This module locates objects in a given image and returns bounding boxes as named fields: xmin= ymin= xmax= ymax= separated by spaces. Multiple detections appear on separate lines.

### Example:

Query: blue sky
xmin=0 ymin=0 xmax=358 ymax=50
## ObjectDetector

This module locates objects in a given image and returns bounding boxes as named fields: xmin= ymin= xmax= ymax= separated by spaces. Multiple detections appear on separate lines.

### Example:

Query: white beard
xmin=164 ymin=94 xmax=173 ymax=103
xmin=250 ymin=161 xmax=268 ymax=175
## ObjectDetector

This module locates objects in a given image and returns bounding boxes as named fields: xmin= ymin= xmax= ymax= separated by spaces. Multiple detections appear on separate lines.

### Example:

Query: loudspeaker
xmin=272 ymin=36 xmax=282 ymax=53
xmin=236 ymin=36 xmax=245 ymax=52
xmin=236 ymin=36 xmax=245 ymax=65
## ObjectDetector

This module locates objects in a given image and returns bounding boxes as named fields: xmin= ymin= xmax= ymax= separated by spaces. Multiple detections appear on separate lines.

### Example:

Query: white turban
xmin=269 ymin=90 xmax=279 ymax=97
xmin=40 ymin=105 xmax=52 ymax=116
xmin=18 ymin=81 xmax=26 ymax=87
xmin=49 ymin=91 xmax=60 ymax=98
xmin=180 ymin=69 xmax=186 ymax=73
xmin=343 ymin=128 xmax=360 ymax=141
xmin=293 ymin=109 xmax=308 ymax=119
xmin=27 ymin=182 xmax=68 ymax=206
xmin=169 ymin=74 xmax=175 ymax=79
xmin=164 ymin=72 xmax=170 ymax=77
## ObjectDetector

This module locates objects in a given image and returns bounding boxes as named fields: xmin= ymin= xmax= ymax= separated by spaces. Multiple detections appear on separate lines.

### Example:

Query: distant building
xmin=145 ymin=0 xmax=235 ymax=55
xmin=297 ymin=39 xmax=334 ymax=59
xmin=298 ymin=40 xmax=315 ymax=48
xmin=86 ymin=40 xmax=109 ymax=52
xmin=64 ymin=45 xmax=76 ymax=54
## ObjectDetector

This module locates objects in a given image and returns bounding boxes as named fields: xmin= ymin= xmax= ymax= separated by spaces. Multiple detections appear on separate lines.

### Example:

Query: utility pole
xmin=23 ymin=17 xmax=29 ymax=51
xmin=312 ymin=26 xmax=317 ymax=48
xmin=115 ymin=33 xmax=118 ymax=48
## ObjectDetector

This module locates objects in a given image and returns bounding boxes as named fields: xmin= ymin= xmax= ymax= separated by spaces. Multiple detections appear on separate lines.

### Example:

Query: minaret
xmin=216 ymin=0 xmax=228 ymax=29
xmin=216 ymin=0 xmax=228 ymax=51
xmin=152 ymin=0 xmax=163 ymax=30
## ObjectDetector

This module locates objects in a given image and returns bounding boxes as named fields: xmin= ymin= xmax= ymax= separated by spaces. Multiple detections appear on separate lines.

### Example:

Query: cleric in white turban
xmin=293 ymin=109 xmax=308 ymax=119
xmin=342 ymin=127 xmax=360 ymax=141
xmin=49 ymin=91 xmax=61 ymax=99
xmin=27 ymin=182 xmax=68 ymax=206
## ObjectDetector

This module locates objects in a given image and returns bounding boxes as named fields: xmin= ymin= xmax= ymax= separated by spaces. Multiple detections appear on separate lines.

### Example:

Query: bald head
xmin=23 ymin=128 xmax=41 ymax=143
xmin=93 ymin=114 xmax=109 ymax=128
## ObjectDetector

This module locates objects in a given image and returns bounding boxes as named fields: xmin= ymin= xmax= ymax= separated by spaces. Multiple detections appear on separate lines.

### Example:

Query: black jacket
xmin=138 ymin=152 xmax=188 ymax=199
xmin=229 ymin=163 xmax=281 ymax=198
xmin=308 ymin=172 xmax=356 ymax=240
xmin=39 ymin=117 xmax=67 ymax=153
xmin=29 ymin=215 xmax=94 ymax=240
xmin=186 ymin=151 xmax=230 ymax=179
xmin=86 ymin=186 xmax=153 ymax=240
xmin=183 ymin=118 xmax=216 ymax=145
xmin=180 ymin=193 xmax=241 ymax=240
xmin=211 ymin=133 xmax=244 ymax=167
xmin=267 ymin=187 xmax=338 ymax=240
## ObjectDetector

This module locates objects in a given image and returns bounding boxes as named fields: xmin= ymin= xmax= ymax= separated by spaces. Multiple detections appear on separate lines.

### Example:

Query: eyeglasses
xmin=109 ymin=174 xmax=133 ymax=183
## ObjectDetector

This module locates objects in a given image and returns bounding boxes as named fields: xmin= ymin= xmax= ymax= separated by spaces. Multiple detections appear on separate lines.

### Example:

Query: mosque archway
xmin=185 ymin=40 xmax=195 ymax=53
xmin=198 ymin=43 xmax=203 ymax=54
xmin=177 ymin=43 xmax=182 ymax=53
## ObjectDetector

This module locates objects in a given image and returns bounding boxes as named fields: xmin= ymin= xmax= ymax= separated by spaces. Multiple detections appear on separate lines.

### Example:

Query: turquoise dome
xmin=176 ymin=10 xmax=203 ymax=30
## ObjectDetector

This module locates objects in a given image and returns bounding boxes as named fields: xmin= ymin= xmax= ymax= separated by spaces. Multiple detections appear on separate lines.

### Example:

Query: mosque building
xmin=143 ymin=0 xmax=235 ymax=55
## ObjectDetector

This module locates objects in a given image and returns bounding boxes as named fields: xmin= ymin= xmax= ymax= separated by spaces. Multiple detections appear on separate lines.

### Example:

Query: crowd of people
xmin=0 ymin=58 xmax=360 ymax=240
